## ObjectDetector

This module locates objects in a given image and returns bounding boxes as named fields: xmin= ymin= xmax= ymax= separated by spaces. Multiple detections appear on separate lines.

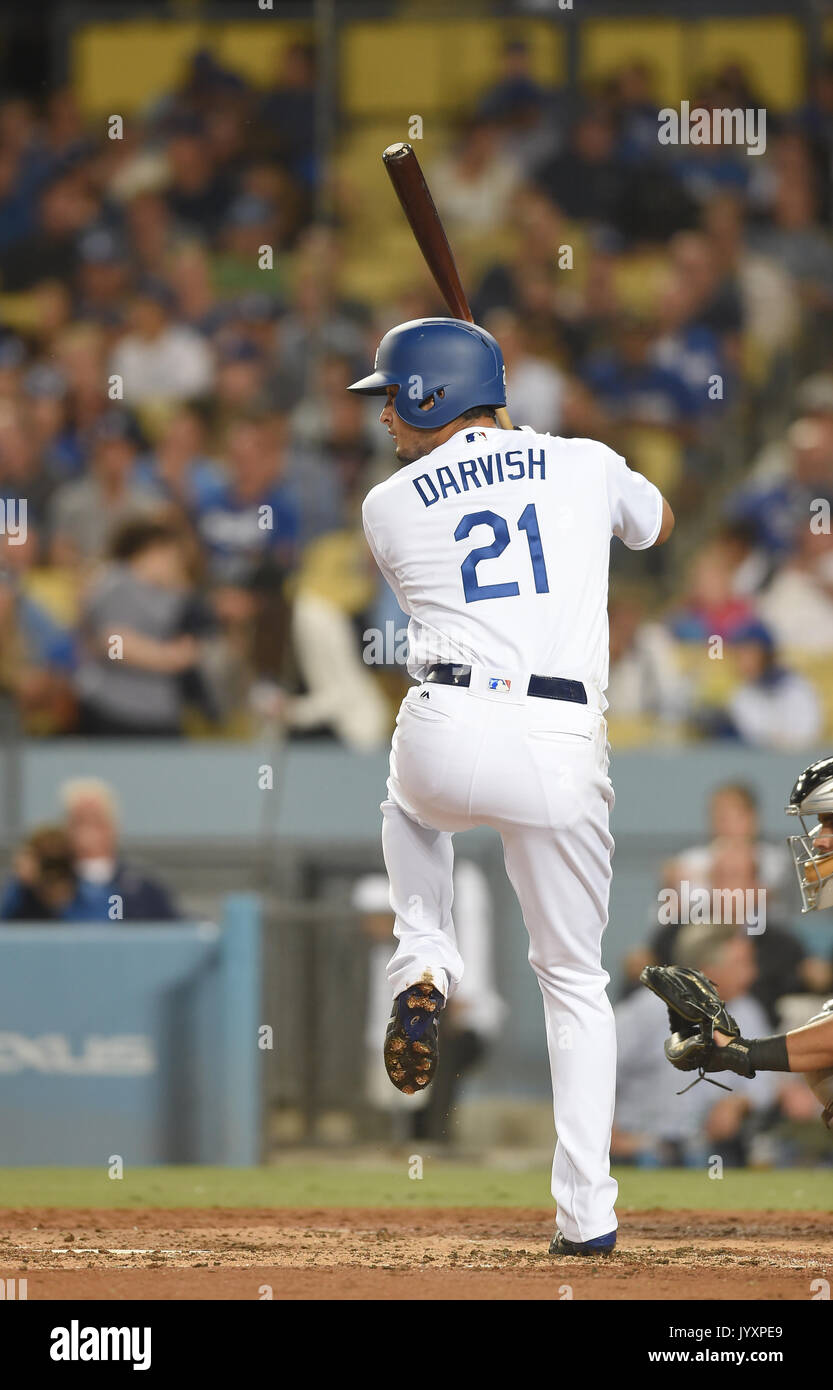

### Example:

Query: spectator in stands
xmin=0 ymin=825 xmax=77 ymax=921
xmin=0 ymin=398 xmax=58 ymax=530
xmin=476 ymin=36 xmax=562 ymax=174
xmin=273 ymin=228 xmax=365 ymax=394
xmin=582 ymin=311 xmax=699 ymax=434
xmin=109 ymin=277 xmax=214 ymax=407
xmin=212 ymin=336 xmax=269 ymax=426
xmin=759 ymin=522 xmax=833 ymax=653
xmin=728 ymin=411 xmax=833 ymax=559
xmin=719 ymin=619 xmax=822 ymax=750
xmin=162 ymin=114 xmax=235 ymax=240
xmin=484 ymin=308 xmax=565 ymax=434
xmin=611 ymin=60 xmax=662 ymax=167
xmin=196 ymin=414 xmax=298 ymax=588
xmin=60 ymin=777 xmax=180 ymax=919
xmin=750 ymin=132 xmax=833 ymax=307
xmin=533 ymin=104 xmax=625 ymax=230
xmin=429 ymin=117 xmax=522 ymax=237
xmin=259 ymin=41 xmax=318 ymax=187
xmin=48 ymin=409 xmax=158 ymax=565
xmin=473 ymin=187 xmax=567 ymax=326
xmin=796 ymin=53 xmax=833 ymax=201
xmin=135 ymin=404 xmax=225 ymax=514
xmin=653 ymin=272 xmax=730 ymax=414
xmin=661 ymin=781 xmax=791 ymax=918
xmin=606 ymin=585 xmax=687 ymax=724
xmin=667 ymin=80 xmax=754 ymax=207
xmin=614 ymin=925 xmax=778 ymax=1166
xmin=702 ymin=193 xmax=798 ymax=366
xmin=74 ymin=224 xmax=131 ymax=325
xmin=282 ymin=523 xmax=391 ymax=752
xmin=0 ymin=524 xmax=77 ymax=734
xmin=75 ymin=516 xmax=215 ymax=737
xmin=668 ymin=537 xmax=758 ymax=644
xmin=212 ymin=193 xmax=286 ymax=300
xmin=667 ymin=230 xmax=743 ymax=341
xmin=0 ymin=167 xmax=95 ymax=292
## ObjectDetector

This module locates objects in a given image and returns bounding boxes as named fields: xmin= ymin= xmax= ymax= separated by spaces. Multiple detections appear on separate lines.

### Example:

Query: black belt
xmin=424 ymin=663 xmax=587 ymax=705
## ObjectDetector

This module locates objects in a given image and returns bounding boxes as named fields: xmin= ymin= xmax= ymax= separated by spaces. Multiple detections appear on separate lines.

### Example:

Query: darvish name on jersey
xmin=412 ymin=445 xmax=546 ymax=507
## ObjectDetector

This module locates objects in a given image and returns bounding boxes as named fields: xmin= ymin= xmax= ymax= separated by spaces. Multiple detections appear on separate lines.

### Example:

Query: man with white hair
xmin=59 ymin=777 xmax=179 ymax=921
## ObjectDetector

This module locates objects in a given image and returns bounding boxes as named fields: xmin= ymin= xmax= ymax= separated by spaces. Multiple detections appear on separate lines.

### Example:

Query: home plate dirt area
xmin=0 ymin=1208 xmax=830 ymax=1299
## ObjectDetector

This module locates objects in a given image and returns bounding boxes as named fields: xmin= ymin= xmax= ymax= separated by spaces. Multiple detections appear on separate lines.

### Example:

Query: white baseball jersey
xmin=362 ymin=426 xmax=662 ymax=707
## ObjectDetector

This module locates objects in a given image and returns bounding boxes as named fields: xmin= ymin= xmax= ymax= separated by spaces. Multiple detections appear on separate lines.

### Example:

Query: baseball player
xmin=350 ymin=317 xmax=675 ymax=1255
xmin=642 ymin=754 xmax=833 ymax=1130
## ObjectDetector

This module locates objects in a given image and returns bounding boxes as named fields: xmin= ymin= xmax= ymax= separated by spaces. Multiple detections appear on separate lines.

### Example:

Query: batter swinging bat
xmin=382 ymin=141 xmax=513 ymax=430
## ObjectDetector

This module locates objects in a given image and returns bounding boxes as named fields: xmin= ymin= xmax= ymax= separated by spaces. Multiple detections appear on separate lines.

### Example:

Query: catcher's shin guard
xmin=384 ymin=981 xmax=444 ymax=1094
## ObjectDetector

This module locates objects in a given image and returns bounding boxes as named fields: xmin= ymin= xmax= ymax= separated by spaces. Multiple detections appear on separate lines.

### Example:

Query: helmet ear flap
xmin=394 ymin=381 xmax=447 ymax=426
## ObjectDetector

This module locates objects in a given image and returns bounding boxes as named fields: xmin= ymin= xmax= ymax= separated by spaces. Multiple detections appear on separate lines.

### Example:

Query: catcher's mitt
xmin=639 ymin=964 xmax=756 ymax=1091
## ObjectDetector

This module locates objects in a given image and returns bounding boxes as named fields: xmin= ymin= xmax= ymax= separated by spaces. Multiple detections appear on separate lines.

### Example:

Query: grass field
xmin=0 ymin=1163 xmax=829 ymax=1210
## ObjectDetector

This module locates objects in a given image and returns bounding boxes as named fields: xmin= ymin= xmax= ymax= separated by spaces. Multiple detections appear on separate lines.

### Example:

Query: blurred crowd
xmin=615 ymin=780 xmax=833 ymax=1166
xmin=0 ymin=36 xmax=832 ymax=745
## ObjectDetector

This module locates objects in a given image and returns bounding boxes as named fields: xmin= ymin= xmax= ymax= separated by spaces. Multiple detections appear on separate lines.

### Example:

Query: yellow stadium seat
xmin=581 ymin=20 xmax=686 ymax=106
xmin=72 ymin=19 xmax=313 ymax=116
xmin=694 ymin=18 xmax=804 ymax=111
xmin=619 ymin=426 xmax=683 ymax=499
xmin=672 ymin=640 xmax=742 ymax=708
xmin=582 ymin=16 xmax=804 ymax=112
xmin=341 ymin=19 xmax=564 ymax=118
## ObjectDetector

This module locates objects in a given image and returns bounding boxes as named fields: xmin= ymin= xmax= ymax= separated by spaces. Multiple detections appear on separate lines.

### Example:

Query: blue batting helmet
xmin=347 ymin=317 xmax=506 ymax=429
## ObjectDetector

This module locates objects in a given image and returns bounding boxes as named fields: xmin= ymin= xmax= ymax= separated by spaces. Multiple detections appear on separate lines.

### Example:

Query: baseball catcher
xmin=642 ymin=755 xmax=833 ymax=1130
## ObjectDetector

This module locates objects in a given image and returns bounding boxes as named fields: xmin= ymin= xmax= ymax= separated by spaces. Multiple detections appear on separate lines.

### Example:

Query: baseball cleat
xmin=548 ymin=1229 xmax=617 ymax=1257
xmin=384 ymin=981 xmax=445 ymax=1094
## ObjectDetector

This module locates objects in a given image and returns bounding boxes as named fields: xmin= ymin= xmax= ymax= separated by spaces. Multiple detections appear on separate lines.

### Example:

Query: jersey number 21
xmin=455 ymin=505 xmax=549 ymax=603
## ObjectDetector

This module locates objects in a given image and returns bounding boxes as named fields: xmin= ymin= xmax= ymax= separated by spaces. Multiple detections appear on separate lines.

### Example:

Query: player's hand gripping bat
xmin=382 ymin=141 xmax=513 ymax=430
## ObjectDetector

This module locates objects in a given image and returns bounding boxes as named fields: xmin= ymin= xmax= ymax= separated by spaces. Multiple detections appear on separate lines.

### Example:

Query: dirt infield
xmin=1 ymin=1206 xmax=830 ymax=1299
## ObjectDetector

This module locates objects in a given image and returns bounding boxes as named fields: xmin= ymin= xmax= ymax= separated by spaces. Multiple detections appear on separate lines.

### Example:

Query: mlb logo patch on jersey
xmin=465 ymin=430 xmax=487 ymax=443
xmin=488 ymin=676 xmax=512 ymax=692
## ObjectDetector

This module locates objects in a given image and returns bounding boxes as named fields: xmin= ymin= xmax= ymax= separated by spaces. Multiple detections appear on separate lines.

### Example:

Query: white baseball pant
xmin=381 ymin=673 xmax=619 ymax=1243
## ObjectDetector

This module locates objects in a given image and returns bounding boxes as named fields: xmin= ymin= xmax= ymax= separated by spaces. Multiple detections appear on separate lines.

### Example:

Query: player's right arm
xmin=361 ymin=490 xmax=412 ymax=617
xmin=656 ymin=497 xmax=675 ymax=544
xmin=655 ymin=497 xmax=675 ymax=546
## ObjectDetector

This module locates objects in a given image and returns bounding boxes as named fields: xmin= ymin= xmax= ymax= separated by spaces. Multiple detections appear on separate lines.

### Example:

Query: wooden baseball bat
xmin=382 ymin=141 xmax=512 ymax=429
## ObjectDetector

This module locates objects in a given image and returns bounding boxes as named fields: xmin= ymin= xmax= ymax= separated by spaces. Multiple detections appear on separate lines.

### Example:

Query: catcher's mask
xmin=786 ymin=754 xmax=833 ymax=911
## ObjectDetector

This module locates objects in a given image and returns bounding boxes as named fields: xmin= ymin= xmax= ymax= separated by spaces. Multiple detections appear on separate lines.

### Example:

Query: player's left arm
xmin=604 ymin=445 xmax=673 ymax=550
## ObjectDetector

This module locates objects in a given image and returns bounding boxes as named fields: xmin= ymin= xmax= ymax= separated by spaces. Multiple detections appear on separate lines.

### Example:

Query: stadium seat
xmin=581 ymin=20 xmax=686 ymax=106
xmin=341 ymin=19 xmax=564 ymax=119
xmin=695 ymin=18 xmax=804 ymax=111
xmin=72 ymin=19 xmax=313 ymax=115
